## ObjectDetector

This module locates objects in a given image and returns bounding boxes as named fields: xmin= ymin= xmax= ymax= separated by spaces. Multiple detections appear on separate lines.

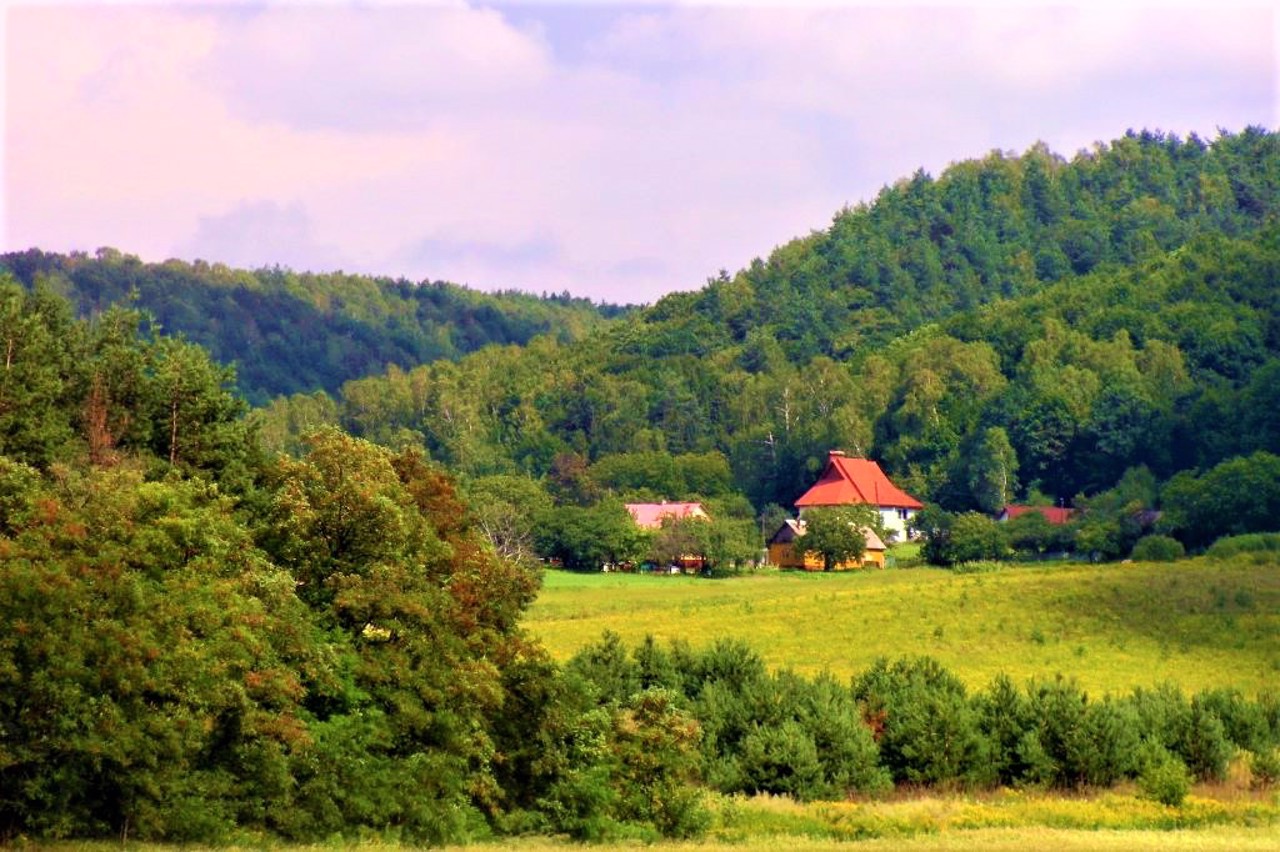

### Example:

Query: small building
xmin=767 ymin=518 xmax=887 ymax=570
xmin=625 ymin=501 xmax=709 ymax=529
xmin=998 ymin=505 xmax=1076 ymax=525
xmin=794 ymin=451 xmax=923 ymax=541
xmin=625 ymin=501 xmax=709 ymax=572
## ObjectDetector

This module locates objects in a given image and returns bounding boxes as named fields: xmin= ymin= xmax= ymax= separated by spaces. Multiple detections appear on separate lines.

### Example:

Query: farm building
xmin=625 ymin=501 xmax=709 ymax=529
xmin=625 ymin=501 xmax=709 ymax=572
xmin=767 ymin=518 xmax=887 ymax=570
xmin=794 ymin=451 xmax=923 ymax=541
xmin=998 ymin=505 xmax=1076 ymax=525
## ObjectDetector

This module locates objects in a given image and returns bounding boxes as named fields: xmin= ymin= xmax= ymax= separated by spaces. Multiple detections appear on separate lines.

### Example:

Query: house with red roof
xmin=794 ymin=451 xmax=923 ymax=542
xmin=625 ymin=501 xmax=709 ymax=529
xmin=997 ymin=505 xmax=1076 ymax=525
xmin=625 ymin=501 xmax=710 ymax=572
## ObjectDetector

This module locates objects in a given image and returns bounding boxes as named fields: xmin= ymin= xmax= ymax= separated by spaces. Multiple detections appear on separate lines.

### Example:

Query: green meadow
xmin=526 ymin=555 xmax=1280 ymax=698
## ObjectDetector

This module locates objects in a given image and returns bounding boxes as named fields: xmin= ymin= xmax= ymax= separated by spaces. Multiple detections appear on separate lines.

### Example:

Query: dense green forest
xmin=3 ymin=126 xmax=1280 ymax=843
xmin=0 ymin=248 xmax=627 ymax=405
xmin=241 ymin=128 xmax=1280 ymax=563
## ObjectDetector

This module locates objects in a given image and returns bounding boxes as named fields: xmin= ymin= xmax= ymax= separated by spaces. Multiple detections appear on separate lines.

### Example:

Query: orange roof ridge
xmin=795 ymin=453 xmax=922 ymax=510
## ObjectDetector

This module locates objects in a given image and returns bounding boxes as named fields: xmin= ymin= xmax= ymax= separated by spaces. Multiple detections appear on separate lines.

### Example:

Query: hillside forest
xmin=15 ymin=128 xmax=1274 ymax=565
xmin=2 ymin=127 xmax=1280 ymax=842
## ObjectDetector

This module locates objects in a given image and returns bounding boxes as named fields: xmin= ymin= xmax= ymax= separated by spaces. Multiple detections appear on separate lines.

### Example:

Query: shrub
xmin=1206 ymin=532 xmax=1280 ymax=559
xmin=608 ymin=688 xmax=711 ymax=839
xmin=1130 ymin=534 xmax=1185 ymax=562
xmin=1028 ymin=679 xmax=1141 ymax=788
xmin=976 ymin=674 xmax=1053 ymax=787
xmin=1129 ymin=683 xmax=1190 ymax=753
xmin=1250 ymin=747 xmax=1280 ymax=789
xmin=739 ymin=721 xmax=825 ymax=800
xmin=1138 ymin=746 xmax=1192 ymax=807
xmin=777 ymin=672 xmax=890 ymax=797
xmin=1194 ymin=688 xmax=1274 ymax=754
xmin=1179 ymin=697 xmax=1235 ymax=781
xmin=949 ymin=512 xmax=1010 ymax=564
xmin=854 ymin=657 xmax=990 ymax=786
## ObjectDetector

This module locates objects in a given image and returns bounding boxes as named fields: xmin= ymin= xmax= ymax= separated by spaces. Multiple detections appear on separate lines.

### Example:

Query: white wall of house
xmin=880 ymin=507 xmax=917 ymax=542
xmin=798 ymin=505 xmax=918 ymax=542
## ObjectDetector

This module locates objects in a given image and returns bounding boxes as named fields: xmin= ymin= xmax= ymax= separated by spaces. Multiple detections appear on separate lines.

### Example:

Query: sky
xmin=4 ymin=1 xmax=1277 ymax=305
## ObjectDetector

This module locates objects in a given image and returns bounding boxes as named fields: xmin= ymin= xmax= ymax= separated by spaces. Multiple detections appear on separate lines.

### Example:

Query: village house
xmin=625 ymin=501 xmax=709 ymax=572
xmin=998 ymin=505 xmax=1076 ymax=525
xmin=625 ymin=501 xmax=709 ymax=529
xmin=767 ymin=518 xmax=887 ymax=570
xmin=794 ymin=450 xmax=923 ymax=542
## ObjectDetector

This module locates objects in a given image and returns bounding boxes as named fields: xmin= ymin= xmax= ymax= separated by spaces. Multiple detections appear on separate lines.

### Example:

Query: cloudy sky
xmin=5 ymin=1 xmax=1276 ymax=304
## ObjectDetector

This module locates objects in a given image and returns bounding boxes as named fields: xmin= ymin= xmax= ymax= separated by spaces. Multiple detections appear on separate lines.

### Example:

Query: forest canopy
xmin=2 ymin=126 xmax=1280 ymax=843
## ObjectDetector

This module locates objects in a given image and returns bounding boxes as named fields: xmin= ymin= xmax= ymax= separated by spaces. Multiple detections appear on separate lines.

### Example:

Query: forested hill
xmin=644 ymin=127 xmax=1280 ymax=364
xmin=0 ymin=248 xmax=629 ymax=405
xmin=260 ymin=127 xmax=1280 ymax=528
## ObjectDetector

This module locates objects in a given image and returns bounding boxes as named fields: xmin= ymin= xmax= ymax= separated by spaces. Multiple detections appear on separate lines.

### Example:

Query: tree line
xmin=245 ymin=131 xmax=1280 ymax=563
xmin=2 ymin=197 xmax=1279 ymax=840
xmin=0 ymin=247 xmax=627 ymax=406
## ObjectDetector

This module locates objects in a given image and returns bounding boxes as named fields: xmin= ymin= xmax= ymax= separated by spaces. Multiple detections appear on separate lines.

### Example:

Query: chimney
xmin=829 ymin=449 xmax=846 ymax=457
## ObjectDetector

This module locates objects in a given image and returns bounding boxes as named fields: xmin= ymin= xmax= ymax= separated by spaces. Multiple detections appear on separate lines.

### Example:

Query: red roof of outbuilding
xmin=794 ymin=452 xmax=923 ymax=510
xmin=625 ymin=502 xmax=708 ymax=530
xmin=1000 ymin=505 xmax=1076 ymax=525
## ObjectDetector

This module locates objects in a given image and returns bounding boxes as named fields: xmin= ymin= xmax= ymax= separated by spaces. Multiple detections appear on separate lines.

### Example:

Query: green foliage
xmin=976 ymin=674 xmax=1054 ymax=787
xmin=968 ymin=426 xmax=1020 ymax=513
xmin=2 ymin=250 xmax=623 ymax=405
xmin=853 ymin=657 xmax=989 ymax=786
xmin=608 ymin=688 xmax=711 ymax=839
xmin=1004 ymin=510 xmax=1075 ymax=557
xmin=0 ymin=464 xmax=318 ymax=841
xmin=1251 ymin=747 xmax=1280 ymax=788
xmin=1137 ymin=746 xmax=1192 ymax=807
xmin=538 ymin=498 xmax=648 ymax=570
xmin=1131 ymin=534 xmax=1185 ymax=562
xmin=799 ymin=505 xmax=874 ymax=570
xmin=916 ymin=507 xmax=1009 ymax=566
xmin=1206 ymin=531 xmax=1280 ymax=559
xmin=1162 ymin=452 xmax=1280 ymax=548
xmin=1027 ymin=679 xmax=1142 ymax=788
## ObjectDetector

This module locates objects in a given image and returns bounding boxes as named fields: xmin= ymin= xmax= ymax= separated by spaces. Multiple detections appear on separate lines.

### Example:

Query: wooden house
xmin=767 ymin=518 xmax=887 ymax=570
xmin=794 ymin=451 xmax=923 ymax=541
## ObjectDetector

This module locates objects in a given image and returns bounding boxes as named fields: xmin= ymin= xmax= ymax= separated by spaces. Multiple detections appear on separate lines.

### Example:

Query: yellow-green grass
xmin=37 ymin=786 xmax=1280 ymax=851
xmin=525 ymin=556 xmax=1280 ymax=696
xmin=440 ymin=786 xmax=1280 ymax=849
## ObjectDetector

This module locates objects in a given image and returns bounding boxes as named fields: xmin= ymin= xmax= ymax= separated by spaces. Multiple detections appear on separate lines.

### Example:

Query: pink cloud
xmin=5 ymin=3 xmax=1275 ymax=304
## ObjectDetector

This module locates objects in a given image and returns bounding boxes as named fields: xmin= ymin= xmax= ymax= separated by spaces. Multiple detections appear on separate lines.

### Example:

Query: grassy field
xmin=525 ymin=555 xmax=1280 ymax=697
xmin=39 ymin=786 xmax=1280 ymax=851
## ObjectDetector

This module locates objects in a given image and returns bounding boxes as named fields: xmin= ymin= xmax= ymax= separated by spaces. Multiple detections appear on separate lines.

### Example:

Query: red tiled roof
xmin=794 ymin=452 xmax=923 ymax=510
xmin=1000 ymin=505 xmax=1076 ymax=525
xmin=625 ymin=502 xmax=708 ymax=530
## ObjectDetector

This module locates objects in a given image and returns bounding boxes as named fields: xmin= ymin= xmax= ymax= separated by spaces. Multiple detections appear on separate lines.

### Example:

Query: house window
xmin=898 ymin=508 xmax=909 ymax=520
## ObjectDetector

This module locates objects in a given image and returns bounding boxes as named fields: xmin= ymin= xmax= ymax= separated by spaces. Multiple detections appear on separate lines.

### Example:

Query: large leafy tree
xmin=799 ymin=505 xmax=878 ymax=571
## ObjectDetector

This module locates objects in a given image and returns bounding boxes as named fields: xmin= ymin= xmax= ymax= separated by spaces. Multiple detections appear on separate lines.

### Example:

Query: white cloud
xmin=5 ymin=2 xmax=1276 ymax=303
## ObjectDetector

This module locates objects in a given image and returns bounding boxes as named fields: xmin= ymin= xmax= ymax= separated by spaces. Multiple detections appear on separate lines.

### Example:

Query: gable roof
xmin=999 ymin=505 xmax=1076 ymax=525
xmin=794 ymin=451 xmax=923 ymax=510
xmin=767 ymin=518 xmax=886 ymax=551
xmin=625 ymin=501 xmax=708 ymax=530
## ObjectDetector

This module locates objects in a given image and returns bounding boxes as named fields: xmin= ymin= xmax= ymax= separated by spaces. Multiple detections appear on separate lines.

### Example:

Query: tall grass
xmin=526 ymin=556 xmax=1280 ymax=697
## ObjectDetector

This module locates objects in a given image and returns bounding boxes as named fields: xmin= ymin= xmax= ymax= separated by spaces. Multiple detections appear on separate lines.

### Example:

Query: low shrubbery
xmin=1131 ymin=534 xmax=1185 ymax=562
xmin=562 ymin=636 xmax=1280 ymax=814
xmin=1207 ymin=532 xmax=1280 ymax=559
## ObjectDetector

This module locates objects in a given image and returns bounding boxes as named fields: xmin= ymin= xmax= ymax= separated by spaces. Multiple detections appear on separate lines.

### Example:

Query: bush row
xmin=566 ymin=636 xmax=1280 ymax=810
